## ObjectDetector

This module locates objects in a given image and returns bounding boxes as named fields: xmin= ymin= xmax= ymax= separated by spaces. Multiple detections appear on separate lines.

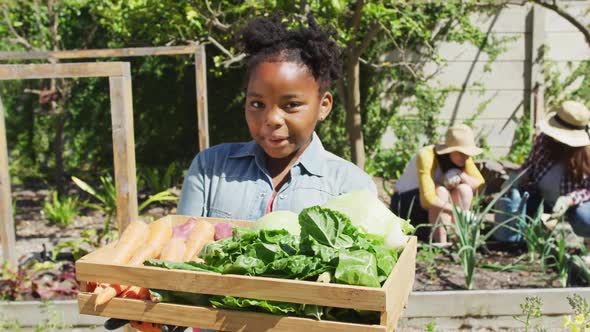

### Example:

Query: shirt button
xmin=279 ymin=194 xmax=286 ymax=200
xmin=260 ymin=193 xmax=266 ymax=198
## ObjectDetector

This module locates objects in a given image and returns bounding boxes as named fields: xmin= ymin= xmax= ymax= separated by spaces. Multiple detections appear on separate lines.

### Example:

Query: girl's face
xmin=245 ymin=61 xmax=332 ymax=160
xmin=450 ymin=151 xmax=469 ymax=167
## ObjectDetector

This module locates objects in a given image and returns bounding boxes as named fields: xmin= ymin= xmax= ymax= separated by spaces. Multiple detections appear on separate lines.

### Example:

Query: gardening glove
xmin=443 ymin=168 xmax=462 ymax=190
xmin=104 ymin=318 xmax=129 ymax=330
xmin=551 ymin=195 xmax=573 ymax=219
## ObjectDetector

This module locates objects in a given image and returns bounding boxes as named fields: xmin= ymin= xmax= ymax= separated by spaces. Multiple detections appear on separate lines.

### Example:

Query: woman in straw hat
xmin=391 ymin=124 xmax=485 ymax=243
xmin=517 ymin=101 xmax=590 ymax=236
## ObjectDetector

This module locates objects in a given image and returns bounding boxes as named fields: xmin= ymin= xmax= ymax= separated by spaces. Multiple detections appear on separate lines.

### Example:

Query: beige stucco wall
xmin=381 ymin=1 xmax=589 ymax=157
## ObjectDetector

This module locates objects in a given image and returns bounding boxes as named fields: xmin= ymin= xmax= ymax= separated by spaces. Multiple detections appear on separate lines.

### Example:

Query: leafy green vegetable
xmin=335 ymin=250 xmax=380 ymax=287
xmin=299 ymin=206 xmax=354 ymax=249
xmin=323 ymin=190 xmax=414 ymax=249
xmin=148 ymin=204 xmax=407 ymax=323
xmin=144 ymin=259 xmax=221 ymax=273
xmin=210 ymin=295 xmax=300 ymax=315
xmin=149 ymin=289 xmax=209 ymax=306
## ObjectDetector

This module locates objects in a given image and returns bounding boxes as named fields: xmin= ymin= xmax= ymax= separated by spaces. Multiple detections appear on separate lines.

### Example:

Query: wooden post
xmin=109 ymin=64 xmax=138 ymax=232
xmin=531 ymin=4 xmax=546 ymax=135
xmin=195 ymin=45 xmax=210 ymax=151
xmin=0 ymin=98 xmax=16 ymax=267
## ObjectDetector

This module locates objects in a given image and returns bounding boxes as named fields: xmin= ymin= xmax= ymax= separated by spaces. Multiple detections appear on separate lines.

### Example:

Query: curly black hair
xmin=239 ymin=14 xmax=341 ymax=94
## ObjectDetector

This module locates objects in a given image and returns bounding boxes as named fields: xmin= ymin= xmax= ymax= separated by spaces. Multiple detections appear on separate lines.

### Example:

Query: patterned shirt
xmin=520 ymin=133 xmax=590 ymax=205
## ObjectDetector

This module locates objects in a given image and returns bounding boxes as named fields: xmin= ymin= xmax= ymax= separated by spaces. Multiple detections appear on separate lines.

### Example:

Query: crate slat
xmin=380 ymin=236 xmax=417 ymax=330
xmin=78 ymin=293 xmax=387 ymax=332
xmin=76 ymin=260 xmax=386 ymax=311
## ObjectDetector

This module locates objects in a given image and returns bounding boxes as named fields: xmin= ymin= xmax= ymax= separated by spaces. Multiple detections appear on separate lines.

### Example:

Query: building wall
xmin=381 ymin=1 xmax=589 ymax=157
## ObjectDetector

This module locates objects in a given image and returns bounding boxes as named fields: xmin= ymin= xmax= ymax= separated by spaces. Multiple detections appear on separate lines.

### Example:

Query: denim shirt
xmin=177 ymin=133 xmax=376 ymax=220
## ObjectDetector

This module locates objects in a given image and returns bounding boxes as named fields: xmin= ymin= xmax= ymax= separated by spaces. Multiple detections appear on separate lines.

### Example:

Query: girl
xmin=391 ymin=124 xmax=485 ymax=243
xmin=518 ymin=101 xmax=590 ymax=236
xmin=176 ymin=14 xmax=376 ymax=219
xmin=106 ymin=14 xmax=377 ymax=332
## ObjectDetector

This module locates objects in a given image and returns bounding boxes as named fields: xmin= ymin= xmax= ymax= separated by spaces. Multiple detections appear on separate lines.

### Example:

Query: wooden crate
xmin=76 ymin=215 xmax=417 ymax=331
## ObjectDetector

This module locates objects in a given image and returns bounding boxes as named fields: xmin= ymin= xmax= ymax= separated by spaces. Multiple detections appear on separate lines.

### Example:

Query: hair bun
xmin=239 ymin=13 xmax=341 ymax=92
xmin=240 ymin=15 xmax=288 ymax=56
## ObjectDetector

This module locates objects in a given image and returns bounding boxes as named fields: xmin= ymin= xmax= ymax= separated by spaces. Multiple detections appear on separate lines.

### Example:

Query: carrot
xmin=127 ymin=218 xmax=173 ymax=265
xmin=184 ymin=220 xmax=215 ymax=261
xmin=93 ymin=219 xmax=173 ymax=306
xmin=111 ymin=220 xmax=150 ymax=265
xmin=85 ymin=281 xmax=98 ymax=293
xmin=90 ymin=221 xmax=149 ymax=306
xmin=94 ymin=284 xmax=128 ymax=306
xmin=159 ymin=238 xmax=187 ymax=262
xmin=120 ymin=286 xmax=149 ymax=300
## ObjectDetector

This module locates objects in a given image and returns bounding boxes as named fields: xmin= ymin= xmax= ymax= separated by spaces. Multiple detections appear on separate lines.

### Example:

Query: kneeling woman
xmin=518 ymin=101 xmax=590 ymax=236
xmin=391 ymin=124 xmax=485 ymax=243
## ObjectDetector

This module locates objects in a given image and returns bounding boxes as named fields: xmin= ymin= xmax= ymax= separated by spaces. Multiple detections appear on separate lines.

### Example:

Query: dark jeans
xmin=526 ymin=192 xmax=590 ymax=237
xmin=390 ymin=189 xmax=430 ymax=241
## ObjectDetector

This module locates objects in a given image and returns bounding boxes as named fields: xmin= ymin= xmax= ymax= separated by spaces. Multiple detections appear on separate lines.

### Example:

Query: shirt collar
xmin=228 ymin=132 xmax=325 ymax=177
xmin=296 ymin=132 xmax=325 ymax=177
xmin=229 ymin=140 xmax=259 ymax=159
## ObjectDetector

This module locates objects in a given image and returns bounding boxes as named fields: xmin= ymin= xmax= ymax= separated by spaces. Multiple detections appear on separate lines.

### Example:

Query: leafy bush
xmin=41 ymin=192 xmax=79 ymax=226
xmin=141 ymin=161 xmax=183 ymax=193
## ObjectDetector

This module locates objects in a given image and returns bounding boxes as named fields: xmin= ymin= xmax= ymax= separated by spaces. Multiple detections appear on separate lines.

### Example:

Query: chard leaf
xmin=334 ymin=250 xmax=380 ymax=287
xmin=222 ymin=255 xmax=266 ymax=275
xmin=210 ymin=296 xmax=300 ymax=315
xmin=299 ymin=206 xmax=354 ymax=249
xmin=144 ymin=259 xmax=221 ymax=273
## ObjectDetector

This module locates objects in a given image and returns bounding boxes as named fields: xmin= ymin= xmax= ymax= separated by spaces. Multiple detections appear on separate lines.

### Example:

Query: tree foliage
xmin=0 ymin=1 xmax=541 ymax=186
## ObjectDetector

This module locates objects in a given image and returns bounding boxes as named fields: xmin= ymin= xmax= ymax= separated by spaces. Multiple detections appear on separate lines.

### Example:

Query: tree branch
xmin=32 ymin=0 xmax=45 ymax=41
xmin=195 ymin=0 xmax=230 ymax=32
xmin=48 ymin=0 xmax=59 ymax=51
xmin=335 ymin=78 xmax=348 ymax=110
xmin=354 ymin=22 xmax=380 ymax=59
xmin=346 ymin=0 xmax=365 ymax=52
xmin=1 ymin=4 xmax=34 ymax=50
xmin=219 ymin=53 xmax=246 ymax=68
xmin=82 ymin=25 xmax=98 ymax=49
xmin=207 ymin=36 xmax=232 ymax=57
xmin=350 ymin=0 xmax=364 ymax=36
xmin=532 ymin=0 xmax=590 ymax=47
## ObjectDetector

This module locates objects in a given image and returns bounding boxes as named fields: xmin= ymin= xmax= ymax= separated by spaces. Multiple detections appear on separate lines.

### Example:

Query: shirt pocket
xmin=208 ymin=207 xmax=233 ymax=219
xmin=209 ymin=175 xmax=256 ymax=219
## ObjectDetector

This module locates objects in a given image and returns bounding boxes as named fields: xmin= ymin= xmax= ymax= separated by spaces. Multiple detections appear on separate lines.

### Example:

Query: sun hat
xmin=435 ymin=124 xmax=483 ymax=156
xmin=538 ymin=100 xmax=590 ymax=147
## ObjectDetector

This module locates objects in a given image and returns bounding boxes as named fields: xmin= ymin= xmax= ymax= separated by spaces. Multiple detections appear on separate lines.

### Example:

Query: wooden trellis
xmin=0 ymin=45 xmax=210 ymax=267
xmin=0 ymin=62 xmax=137 ymax=267
xmin=0 ymin=45 xmax=210 ymax=150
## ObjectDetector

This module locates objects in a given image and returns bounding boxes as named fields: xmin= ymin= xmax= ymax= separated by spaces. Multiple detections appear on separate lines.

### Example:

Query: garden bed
xmin=2 ymin=184 xmax=587 ymax=301
xmin=414 ymin=243 xmax=563 ymax=291
xmin=2 ymin=182 xmax=590 ymax=332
